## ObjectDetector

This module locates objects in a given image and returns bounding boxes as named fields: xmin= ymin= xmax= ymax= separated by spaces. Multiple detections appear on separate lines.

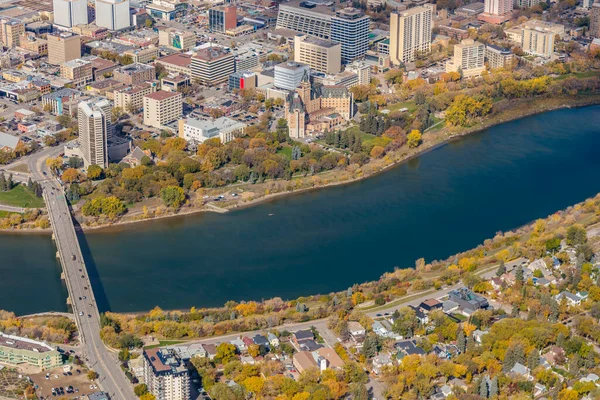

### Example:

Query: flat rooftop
xmin=0 ymin=332 xmax=55 ymax=353
xmin=297 ymin=35 xmax=339 ymax=48
xmin=193 ymin=47 xmax=232 ymax=62
xmin=145 ymin=90 xmax=180 ymax=101
xmin=156 ymin=53 xmax=192 ymax=67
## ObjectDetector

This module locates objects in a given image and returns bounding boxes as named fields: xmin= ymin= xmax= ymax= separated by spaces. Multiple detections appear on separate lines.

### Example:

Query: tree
xmin=87 ymin=370 xmax=98 ymax=380
xmin=528 ymin=348 xmax=540 ymax=370
xmin=496 ymin=260 xmax=506 ymax=277
xmin=457 ymin=330 xmax=466 ymax=353
xmin=87 ymin=164 xmax=104 ymax=180
xmin=566 ymin=225 xmax=587 ymax=246
xmin=62 ymin=168 xmax=80 ymax=184
xmin=46 ymin=157 xmax=63 ymax=172
xmin=515 ymin=265 xmax=524 ymax=283
xmin=139 ymin=394 xmax=156 ymax=400
xmin=361 ymin=334 xmax=378 ymax=358
xmin=407 ymin=130 xmax=422 ymax=148
xmin=489 ymin=376 xmax=498 ymax=398
xmin=134 ymin=384 xmax=149 ymax=397
xmin=215 ymin=343 xmax=238 ymax=364
xmin=160 ymin=186 xmax=186 ymax=208
xmin=479 ymin=377 xmax=488 ymax=398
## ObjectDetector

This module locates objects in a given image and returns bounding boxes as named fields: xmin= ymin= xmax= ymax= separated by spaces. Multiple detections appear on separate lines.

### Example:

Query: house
xmin=433 ymin=344 xmax=459 ymax=359
xmin=121 ymin=146 xmax=152 ymax=167
xmin=372 ymin=353 xmax=393 ymax=375
xmin=542 ymin=346 xmax=565 ymax=366
xmin=395 ymin=340 xmax=426 ymax=358
xmin=230 ymin=338 xmax=247 ymax=352
xmin=240 ymin=355 xmax=255 ymax=365
xmin=293 ymin=351 xmax=317 ymax=373
xmin=448 ymin=287 xmax=489 ymax=313
xmin=472 ymin=329 xmax=488 ymax=344
xmin=409 ymin=305 xmax=429 ymax=324
xmin=534 ymin=383 xmax=546 ymax=396
xmin=533 ymin=277 xmax=552 ymax=287
xmin=253 ymin=334 xmax=269 ymax=348
xmin=372 ymin=321 xmax=395 ymax=338
xmin=510 ymin=362 xmax=531 ymax=380
xmin=419 ymin=298 xmax=443 ymax=312
xmin=440 ymin=384 xmax=452 ymax=398
xmin=580 ymin=373 xmax=599 ymax=383
xmin=293 ymin=330 xmax=314 ymax=346
xmin=527 ymin=258 xmax=548 ymax=272
xmin=203 ymin=343 xmax=217 ymax=360
xmin=242 ymin=336 xmax=254 ymax=348
xmin=490 ymin=277 xmax=503 ymax=290
xmin=299 ymin=340 xmax=322 ymax=351
xmin=316 ymin=348 xmax=345 ymax=370
xmin=348 ymin=321 xmax=366 ymax=339
xmin=443 ymin=300 xmax=459 ymax=313
xmin=267 ymin=333 xmax=280 ymax=348
xmin=555 ymin=291 xmax=584 ymax=306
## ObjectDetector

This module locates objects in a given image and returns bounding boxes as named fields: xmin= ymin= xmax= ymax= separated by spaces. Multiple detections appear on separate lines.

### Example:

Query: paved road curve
xmin=35 ymin=158 xmax=135 ymax=400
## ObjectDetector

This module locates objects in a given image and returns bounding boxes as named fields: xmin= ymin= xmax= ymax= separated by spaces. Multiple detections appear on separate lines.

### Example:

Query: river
xmin=3 ymin=106 xmax=600 ymax=315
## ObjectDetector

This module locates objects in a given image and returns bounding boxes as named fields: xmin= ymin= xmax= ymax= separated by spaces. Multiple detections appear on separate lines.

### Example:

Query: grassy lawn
xmin=555 ymin=70 xmax=600 ymax=81
xmin=386 ymin=101 xmax=417 ymax=113
xmin=144 ymin=340 xmax=186 ymax=349
xmin=0 ymin=210 xmax=18 ymax=218
xmin=0 ymin=185 xmax=45 ymax=208
xmin=7 ymin=163 xmax=29 ymax=173
xmin=277 ymin=146 xmax=292 ymax=160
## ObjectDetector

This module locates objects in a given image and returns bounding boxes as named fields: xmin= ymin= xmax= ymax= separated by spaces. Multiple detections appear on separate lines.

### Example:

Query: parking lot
xmin=30 ymin=365 xmax=97 ymax=399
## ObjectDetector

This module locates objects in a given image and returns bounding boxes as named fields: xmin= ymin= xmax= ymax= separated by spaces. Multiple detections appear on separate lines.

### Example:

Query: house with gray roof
xmin=0 ymin=132 xmax=21 ymax=151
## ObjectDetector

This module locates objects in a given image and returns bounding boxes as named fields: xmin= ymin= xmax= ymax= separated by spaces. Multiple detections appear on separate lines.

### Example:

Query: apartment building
xmin=294 ymin=35 xmax=341 ymax=74
xmin=158 ymin=28 xmax=195 ymax=51
xmin=330 ymin=8 xmax=369 ymax=63
xmin=124 ymin=47 xmax=159 ymax=64
xmin=485 ymin=44 xmax=514 ymax=69
xmin=143 ymin=90 xmax=182 ymax=128
xmin=479 ymin=0 xmax=513 ymax=23
xmin=60 ymin=59 xmax=93 ymax=86
xmin=0 ymin=18 xmax=24 ymax=48
xmin=190 ymin=47 xmax=235 ymax=86
xmin=47 ymin=32 xmax=81 ymax=65
xmin=143 ymin=348 xmax=190 ymax=400
xmin=389 ymin=5 xmax=434 ymax=65
xmin=208 ymin=5 xmax=237 ymax=33
xmin=590 ymin=2 xmax=600 ymax=38
xmin=179 ymin=116 xmax=246 ymax=144
xmin=95 ymin=0 xmax=131 ymax=30
xmin=155 ymin=53 xmax=192 ymax=76
xmin=52 ymin=0 xmax=88 ymax=28
xmin=346 ymin=60 xmax=371 ymax=85
xmin=276 ymin=1 xmax=332 ymax=39
xmin=522 ymin=25 xmax=555 ymax=58
xmin=114 ymin=82 xmax=156 ymax=112
xmin=78 ymin=98 xmax=112 ymax=168
xmin=18 ymin=34 xmax=48 ymax=55
xmin=113 ymin=63 xmax=156 ymax=85
xmin=446 ymin=39 xmax=485 ymax=78
xmin=0 ymin=333 xmax=62 ymax=369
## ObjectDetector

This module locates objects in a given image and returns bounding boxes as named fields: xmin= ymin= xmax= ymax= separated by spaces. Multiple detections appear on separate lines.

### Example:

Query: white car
xmin=79 ymin=311 xmax=84 ymax=316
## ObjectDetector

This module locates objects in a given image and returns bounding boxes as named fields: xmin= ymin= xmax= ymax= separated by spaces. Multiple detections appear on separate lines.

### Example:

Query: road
xmin=31 ymin=152 xmax=136 ymax=400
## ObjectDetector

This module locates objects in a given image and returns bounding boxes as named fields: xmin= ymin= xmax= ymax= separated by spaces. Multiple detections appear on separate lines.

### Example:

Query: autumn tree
xmin=62 ymin=168 xmax=81 ymax=183
xmin=87 ymin=164 xmax=104 ymax=180
xmin=215 ymin=343 xmax=238 ymax=364
xmin=160 ymin=186 xmax=185 ymax=208
xmin=407 ymin=130 xmax=422 ymax=148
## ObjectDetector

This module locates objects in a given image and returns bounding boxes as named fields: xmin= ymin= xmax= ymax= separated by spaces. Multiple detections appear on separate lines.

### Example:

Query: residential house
xmin=581 ymin=373 xmax=600 ymax=383
xmin=439 ymin=384 xmax=452 ymax=398
xmin=267 ymin=333 xmax=280 ymax=348
xmin=293 ymin=330 xmax=314 ymax=346
xmin=443 ymin=300 xmax=460 ymax=313
xmin=509 ymin=362 xmax=531 ymax=380
xmin=316 ymin=347 xmax=345 ymax=370
xmin=448 ymin=287 xmax=489 ymax=314
xmin=230 ymin=339 xmax=247 ymax=353
xmin=240 ymin=355 xmax=255 ymax=364
xmin=299 ymin=340 xmax=322 ymax=351
xmin=293 ymin=351 xmax=317 ymax=373
xmin=410 ymin=305 xmax=429 ymax=324
xmin=490 ymin=277 xmax=503 ymax=290
xmin=348 ymin=321 xmax=366 ymax=339
xmin=555 ymin=291 xmax=585 ymax=306
xmin=534 ymin=383 xmax=547 ymax=397
xmin=372 ymin=353 xmax=393 ymax=375
xmin=253 ymin=334 xmax=269 ymax=349
xmin=203 ymin=344 xmax=217 ymax=360
xmin=472 ymin=329 xmax=488 ymax=344
xmin=121 ymin=146 xmax=152 ymax=167
xmin=541 ymin=346 xmax=565 ymax=366
xmin=372 ymin=320 xmax=396 ymax=339
xmin=419 ymin=298 xmax=443 ymax=312
xmin=395 ymin=340 xmax=426 ymax=358
xmin=242 ymin=337 xmax=254 ymax=348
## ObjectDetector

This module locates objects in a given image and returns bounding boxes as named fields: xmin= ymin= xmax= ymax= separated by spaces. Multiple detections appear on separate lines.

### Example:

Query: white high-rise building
xmin=78 ymin=99 xmax=112 ymax=168
xmin=53 ymin=0 xmax=88 ymax=28
xmin=389 ymin=4 xmax=434 ymax=65
xmin=95 ymin=0 xmax=131 ymax=30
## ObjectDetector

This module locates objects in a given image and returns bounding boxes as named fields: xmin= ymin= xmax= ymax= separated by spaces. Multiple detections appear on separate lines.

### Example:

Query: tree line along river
xmin=2 ymin=106 xmax=600 ymax=316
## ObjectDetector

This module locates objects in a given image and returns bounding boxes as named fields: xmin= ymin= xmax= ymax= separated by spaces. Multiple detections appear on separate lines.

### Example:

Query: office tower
xmin=294 ymin=34 xmax=341 ymax=74
xmin=208 ymin=5 xmax=236 ymax=33
xmin=591 ymin=2 xmax=600 ymax=38
xmin=446 ymin=39 xmax=485 ymax=78
xmin=522 ymin=25 xmax=555 ymax=58
xmin=47 ymin=32 xmax=81 ymax=65
xmin=389 ymin=5 xmax=433 ymax=65
xmin=190 ymin=47 xmax=235 ymax=86
xmin=95 ymin=0 xmax=131 ymax=30
xmin=276 ymin=2 xmax=331 ymax=38
xmin=53 ymin=0 xmax=88 ymax=28
xmin=0 ymin=18 xmax=24 ymax=48
xmin=274 ymin=61 xmax=310 ymax=90
xmin=78 ymin=98 xmax=112 ymax=168
xmin=330 ymin=8 xmax=369 ymax=64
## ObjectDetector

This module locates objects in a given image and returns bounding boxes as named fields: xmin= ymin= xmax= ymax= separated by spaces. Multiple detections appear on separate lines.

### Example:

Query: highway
xmin=30 ymin=152 xmax=136 ymax=400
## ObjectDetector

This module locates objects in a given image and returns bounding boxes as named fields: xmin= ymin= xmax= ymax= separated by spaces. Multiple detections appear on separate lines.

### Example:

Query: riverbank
xmin=2 ymin=93 xmax=600 ymax=235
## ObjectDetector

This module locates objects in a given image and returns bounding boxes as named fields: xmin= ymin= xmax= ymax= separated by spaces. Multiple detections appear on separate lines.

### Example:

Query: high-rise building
xmin=522 ymin=25 xmax=555 ymax=58
xmin=47 ymin=32 xmax=81 ymax=65
xmin=78 ymin=98 xmax=112 ymax=168
xmin=330 ymin=8 xmax=369 ymax=64
xmin=514 ymin=0 xmax=541 ymax=8
xmin=143 ymin=91 xmax=182 ymax=128
xmin=52 ymin=0 xmax=88 ymax=28
xmin=485 ymin=44 xmax=514 ymax=69
xmin=276 ymin=2 xmax=331 ymax=39
xmin=208 ymin=5 xmax=237 ymax=33
xmin=591 ymin=2 xmax=600 ymax=38
xmin=479 ymin=0 xmax=513 ymax=23
xmin=294 ymin=34 xmax=341 ymax=74
xmin=143 ymin=348 xmax=190 ymax=400
xmin=274 ymin=61 xmax=310 ymax=90
xmin=583 ymin=0 xmax=591 ymax=9
xmin=446 ymin=39 xmax=485 ymax=78
xmin=190 ymin=47 xmax=235 ymax=86
xmin=0 ymin=18 xmax=24 ymax=48
xmin=389 ymin=5 xmax=433 ymax=65
xmin=95 ymin=0 xmax=131 ymax=30
xmin=158 ymin=28 xmax=196 ymax=51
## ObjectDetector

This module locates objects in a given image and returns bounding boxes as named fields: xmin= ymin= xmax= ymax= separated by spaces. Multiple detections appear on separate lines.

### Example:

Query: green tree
xmin=160 ymin=186 xmax=186 ymax=208
xmin=496 ymin=260 xmax=506 ymax=277
xmin=215 ymin=343 xmax=238 ymax=364
xmin=567 ymin=225 xmax=587 ymax=246
xmin=134 ymin=384 xmax=148 ymax=397
xmin=361 ymin=334 xmax=378 ymax=359
xmin=87 ymin=164 xmax=104 ymax=180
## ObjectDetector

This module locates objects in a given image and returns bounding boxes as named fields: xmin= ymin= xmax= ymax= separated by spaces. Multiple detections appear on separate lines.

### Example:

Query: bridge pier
xmin=56 ymin=251 xmax=60 ymax=259
xmin=61 ymin=272 xmax=65 ymax=280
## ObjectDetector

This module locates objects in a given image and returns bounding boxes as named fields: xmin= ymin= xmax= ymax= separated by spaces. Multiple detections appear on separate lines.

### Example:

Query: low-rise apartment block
xmin=0 ymin=332 xmax=62 ymax=369
xmin=114 ymin=82 xmax=157 ymax=112
xmin=485 ymin=44 xmax=514 ymax=69
xmin=60 ymin=59 xmax=93 ymax=86
xmin=114 ymin=63 xmax=156 ymax=85
xmin=446 ymin=39 xmax=485 ymax=78
xmin=125 ymin=47 xmax=159 ymax=64
xmin=143 ymin=90 xmax=182 ymax=128
xmin=179 ymin=116 xmax=246 ymax=144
